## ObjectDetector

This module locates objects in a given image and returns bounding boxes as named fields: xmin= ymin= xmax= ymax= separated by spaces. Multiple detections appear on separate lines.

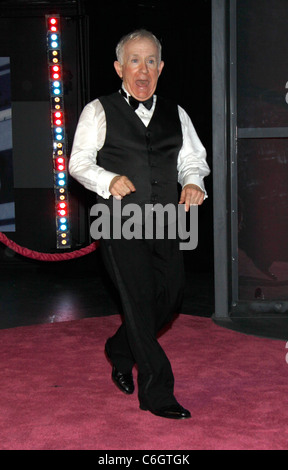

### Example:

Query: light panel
xmin=46 ymin=15 xmax=71 ymax=249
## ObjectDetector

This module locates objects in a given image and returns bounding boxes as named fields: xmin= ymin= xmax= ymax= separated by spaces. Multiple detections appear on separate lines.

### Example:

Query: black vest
xmin=97 ymin=92 xmax=183 ymax=211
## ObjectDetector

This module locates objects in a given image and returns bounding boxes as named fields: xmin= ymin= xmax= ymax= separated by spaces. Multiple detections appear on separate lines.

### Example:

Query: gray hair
xmin=115 ymin=29 xmax=162 ymax=65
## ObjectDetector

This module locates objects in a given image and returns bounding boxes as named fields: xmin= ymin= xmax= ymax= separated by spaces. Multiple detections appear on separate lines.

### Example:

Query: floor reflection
xmin=0 ymin=251 xmax=214 ymax=329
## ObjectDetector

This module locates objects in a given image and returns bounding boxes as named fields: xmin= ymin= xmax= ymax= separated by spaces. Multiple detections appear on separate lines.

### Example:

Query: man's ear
xmin=114 ymin=61 xmax=123 ymax=78
xmin=158 ymin=61 xmax=164 ymax=77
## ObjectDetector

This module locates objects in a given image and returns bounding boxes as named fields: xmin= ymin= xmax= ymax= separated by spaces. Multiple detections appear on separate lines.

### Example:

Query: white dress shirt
xmin=69 ymin=90 xmax=210 ymax=199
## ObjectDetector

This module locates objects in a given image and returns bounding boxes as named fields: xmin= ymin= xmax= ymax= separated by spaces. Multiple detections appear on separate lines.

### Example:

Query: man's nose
xmin=140 ymin=60 xmax=149 ymax=73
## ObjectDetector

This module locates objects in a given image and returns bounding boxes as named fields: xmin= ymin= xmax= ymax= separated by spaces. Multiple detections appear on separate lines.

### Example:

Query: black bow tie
xmin=121 ymin=89 xmax=153 ymax=111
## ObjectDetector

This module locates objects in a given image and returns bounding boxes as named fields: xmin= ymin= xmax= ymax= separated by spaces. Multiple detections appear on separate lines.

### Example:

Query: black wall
xmin=0 ymin=1 xmax=88 ymax=254
xmin=0 ymin=0 xmax=213 ymax=271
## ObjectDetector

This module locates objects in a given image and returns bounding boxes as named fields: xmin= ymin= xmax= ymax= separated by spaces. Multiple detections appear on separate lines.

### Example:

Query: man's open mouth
xmin=136 ymin=80 xmax=149 ymax=87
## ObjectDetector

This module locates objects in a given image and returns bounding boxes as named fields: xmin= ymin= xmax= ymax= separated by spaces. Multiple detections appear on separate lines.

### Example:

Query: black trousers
xmin=100 ymin=225 xmax=185 ymax=410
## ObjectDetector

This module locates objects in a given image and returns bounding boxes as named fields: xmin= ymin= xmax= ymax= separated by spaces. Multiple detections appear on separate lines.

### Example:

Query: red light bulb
xmin=56 ymin=157 xmax=65 ymax=171
xmin=49 ymin=18 xmax=58 ymax=32
xmin=53 ymin=112 xmax=63 ymax=126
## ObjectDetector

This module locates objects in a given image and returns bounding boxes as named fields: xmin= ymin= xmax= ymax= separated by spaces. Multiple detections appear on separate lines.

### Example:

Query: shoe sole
xmin=139 ymin=405 xmax=191 ymax=419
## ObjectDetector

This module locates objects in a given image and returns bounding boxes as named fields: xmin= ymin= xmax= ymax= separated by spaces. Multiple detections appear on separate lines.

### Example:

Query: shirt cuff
xmin=98 ymin=171 xmax=119 ymax=199
xmin=182 ymin=175 xmax=207 ymax=198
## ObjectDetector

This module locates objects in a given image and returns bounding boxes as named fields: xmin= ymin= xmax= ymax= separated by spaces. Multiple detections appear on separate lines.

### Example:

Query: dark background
xmin=0 ymin=0 xmax=213 ymax=273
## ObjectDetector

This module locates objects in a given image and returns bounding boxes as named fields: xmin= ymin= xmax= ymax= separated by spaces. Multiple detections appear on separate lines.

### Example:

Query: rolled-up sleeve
xmin=177 ymin=105 xmax=210 ymax=197
xmin=69 ymin=99 xmax=119 ymax=198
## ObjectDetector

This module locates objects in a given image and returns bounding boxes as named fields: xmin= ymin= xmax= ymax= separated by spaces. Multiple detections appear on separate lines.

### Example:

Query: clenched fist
xmin=109 ymin=175 xmax=136 ymax=200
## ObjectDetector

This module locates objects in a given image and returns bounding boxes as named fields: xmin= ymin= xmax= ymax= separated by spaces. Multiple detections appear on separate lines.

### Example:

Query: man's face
xmin=114 ymin=37 xmax=164 ymax=101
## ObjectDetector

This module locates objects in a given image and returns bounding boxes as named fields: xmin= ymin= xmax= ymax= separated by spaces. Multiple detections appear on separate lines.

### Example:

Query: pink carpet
xmin=0 ymin=314 xmax=287 ymax=450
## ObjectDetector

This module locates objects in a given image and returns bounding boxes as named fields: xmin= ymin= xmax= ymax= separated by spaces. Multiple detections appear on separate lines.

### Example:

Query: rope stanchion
xmin=0 ymin=232 xmax=99 ymax=262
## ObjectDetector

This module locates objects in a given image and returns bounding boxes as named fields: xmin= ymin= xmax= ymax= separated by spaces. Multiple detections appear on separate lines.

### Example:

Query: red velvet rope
xmin=0 ymin=232 xmax=99 ymax=262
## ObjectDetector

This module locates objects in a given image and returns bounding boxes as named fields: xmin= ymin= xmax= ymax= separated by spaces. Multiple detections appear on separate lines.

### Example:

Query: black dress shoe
xmin=105 ymin=342 xmax=134 ymax=395
xmin=112 ymin=366 xmax=135 ymax=395
xmin=140 ymin=403 xmax=191 ymax=420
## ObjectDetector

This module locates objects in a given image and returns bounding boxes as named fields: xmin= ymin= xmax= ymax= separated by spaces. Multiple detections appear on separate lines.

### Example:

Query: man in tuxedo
xmin=69 ymin=29 xmax=210 ymax=419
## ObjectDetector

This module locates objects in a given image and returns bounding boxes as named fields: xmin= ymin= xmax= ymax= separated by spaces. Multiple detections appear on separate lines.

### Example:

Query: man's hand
xmin=109 ymin=175 xmax=136 ymax=199
xmin=179 ymin=184 xmax=205 ymax=212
